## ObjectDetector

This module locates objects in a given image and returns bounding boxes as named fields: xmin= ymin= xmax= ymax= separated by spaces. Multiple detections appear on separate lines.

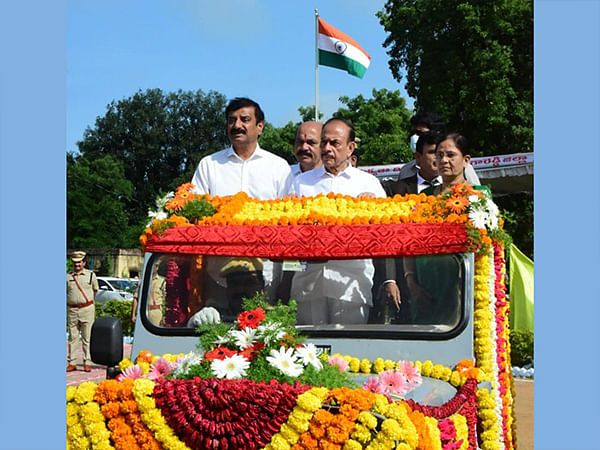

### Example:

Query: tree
xmin=67 ymin=153 xmax=134 ymax=248
xmin=77 ymin=89 xmax=229 ymax=227
xmin=258 ymin=122 xmax=297 ymax=163
xmin=332 ymin=88 xmax=413 ymax=165
xmin=377 ymin=0 xmax=533 ymax=156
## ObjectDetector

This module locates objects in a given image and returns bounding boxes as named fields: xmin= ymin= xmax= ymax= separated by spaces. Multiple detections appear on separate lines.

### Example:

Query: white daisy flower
xmin=211 ymin=354 xmax=250 ymax=379
xmin=156 ymin=191 xmax=175 ymax=209
xmin=172 ymin=351 xmax=204 ymax=377
xmin=295 ymin=343 xmax=323 ymax=370
xmin=257 ymin=323 xmax=287 ymax=345
xmin=213 ymin=334 xmax=230 ymax=346
xmin=266 ymin=346 xmax=303 ymax=377
xmin=229 ymin=327 xmax=257 ymax=350
xmin=468 ymin=194 xmax=480 ymax=204
xmin=469 ymin=209 xmax=488 ymax=229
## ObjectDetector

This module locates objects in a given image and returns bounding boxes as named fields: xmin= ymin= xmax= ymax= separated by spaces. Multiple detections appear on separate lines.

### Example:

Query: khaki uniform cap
xmin=71 ymin=251 xmax=86 ymax=262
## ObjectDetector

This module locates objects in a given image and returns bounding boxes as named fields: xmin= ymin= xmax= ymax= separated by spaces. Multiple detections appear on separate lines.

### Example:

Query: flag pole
xmin=314 ymin=8 xmax=319 ymax=122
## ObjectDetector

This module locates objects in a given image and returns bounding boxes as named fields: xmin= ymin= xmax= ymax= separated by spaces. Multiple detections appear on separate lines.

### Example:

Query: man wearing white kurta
xmin=288 ymin=118 xmax=386 ymax=325
xmin=189 ymin=97 xmax=292 ymax=325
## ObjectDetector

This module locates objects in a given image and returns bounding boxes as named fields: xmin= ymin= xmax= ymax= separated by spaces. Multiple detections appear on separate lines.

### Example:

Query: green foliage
xmin=67 ymin=153 xmax=134 ymax=248
xmin=187 ymin=295 xmax=355 ymax=388
xmin=73 ymin=88 xmax=229 ymax=246
xmin=510 ymin=329 xmax=534 ymax=367
xmin=67 ymin=259 xmax=74 ymax=273
xmin=377 ymin=0 xmax=533 ymax=156
xmin=497 ymin=193 xmax=533 ymax=259
xmin=178 ymin=197 xmax=217 ymax=223
xmin=95 ymin=299 xmax=134 ymax=337
xmin=99 ymin=254 xmax=113 ymax=277
xmin=334 ymin=88 xmax=413 ymax=165
xmin=258 ymin=121 xmax=297 ymax=163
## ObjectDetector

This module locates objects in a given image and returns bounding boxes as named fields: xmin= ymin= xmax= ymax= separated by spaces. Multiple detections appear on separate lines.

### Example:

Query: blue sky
xmin=67 ymin=1 xmax=411 ymax=153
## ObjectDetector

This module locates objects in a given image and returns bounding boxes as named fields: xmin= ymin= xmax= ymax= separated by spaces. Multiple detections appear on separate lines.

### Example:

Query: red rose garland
xmin=153 ymin=378 xmax=309 ymax=449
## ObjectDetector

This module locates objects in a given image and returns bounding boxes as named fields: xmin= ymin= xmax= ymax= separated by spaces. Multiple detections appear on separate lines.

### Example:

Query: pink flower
xmin=119 ymin=364 xmax=144 ymax=380
xmin=380 ymin=370 xmax=411 ymax=396
xmin=328 ymin=356 xmax=349 ymax=372
xmin=396 ymin=360 xmax=422 ymax=385
xmin=148 ymin=357 xmax=174 ymax=380
xmin=362 ymin=376 xmax=386 ymax=394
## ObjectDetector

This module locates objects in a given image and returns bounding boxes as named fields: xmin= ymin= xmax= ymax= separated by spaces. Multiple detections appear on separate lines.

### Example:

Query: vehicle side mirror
xmin=91 ymin=316 xmax=123 ymax=379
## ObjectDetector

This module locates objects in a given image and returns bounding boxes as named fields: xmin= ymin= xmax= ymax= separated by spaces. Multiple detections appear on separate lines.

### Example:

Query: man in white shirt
xmin=288 ymin=118 xmax=386 ymax=325
xmin=191 ymin=97 xmax=291 ymax=199
xmin=290 ymin=121 xmax=322 ymax=176
xmin=189 ymin=98 xmax=291 ymax=325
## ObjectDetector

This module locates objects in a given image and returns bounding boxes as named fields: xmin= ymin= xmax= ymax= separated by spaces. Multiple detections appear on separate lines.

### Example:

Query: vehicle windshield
xmin=139 ymin=253 xmax=470 ymax=337
xmin=110 ymin=279 xmax=137 ymax=292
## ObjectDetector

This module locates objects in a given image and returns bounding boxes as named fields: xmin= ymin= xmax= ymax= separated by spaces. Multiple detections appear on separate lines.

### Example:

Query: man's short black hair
xmin=416 ymin=130 xmax=441 ymax=154
xmin=410 ymin=111 xmax=445 ymax=133
xmin=351 ymin=148 xmax=361 ymax=160
xmin=225 ymin=97 xmax=265 ymax=124
xmin=323 ymin=117 xmax=356 ymax=142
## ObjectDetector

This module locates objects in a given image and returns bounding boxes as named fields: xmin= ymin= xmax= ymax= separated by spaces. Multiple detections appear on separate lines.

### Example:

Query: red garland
xmin=145 ymin=223 xmax=469 ymax=259
xmin=493 ymin=242 xmax=513 ymax=448
xmin=405 ymin=378 xmax=477 ymax=419
xmin=164 ymin=258 xmax=189 ymax=326
xmin=153 ymin=378 xmax=310 ymax=449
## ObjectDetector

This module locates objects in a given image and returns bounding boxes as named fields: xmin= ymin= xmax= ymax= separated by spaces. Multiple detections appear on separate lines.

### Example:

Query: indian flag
xmin=318 ymin=17 xmax=371 ymax=79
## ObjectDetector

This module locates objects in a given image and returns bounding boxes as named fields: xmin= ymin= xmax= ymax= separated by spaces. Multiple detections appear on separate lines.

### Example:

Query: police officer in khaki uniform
xmin=66 ymin=251 xmax=98 ymax=372
xmin=131 ymin=262 xmax=166 ymax=326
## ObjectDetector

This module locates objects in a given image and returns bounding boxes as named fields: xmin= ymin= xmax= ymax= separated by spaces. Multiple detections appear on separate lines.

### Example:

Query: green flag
xmin=509 ymin=243 xmax=534 ymax=332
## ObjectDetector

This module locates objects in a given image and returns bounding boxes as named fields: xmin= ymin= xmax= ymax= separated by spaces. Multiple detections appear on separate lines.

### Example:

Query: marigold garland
xmin=68 ymin=183 xmax=515 ymax=449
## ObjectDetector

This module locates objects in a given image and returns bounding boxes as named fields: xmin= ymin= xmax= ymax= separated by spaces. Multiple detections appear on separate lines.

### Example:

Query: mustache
xmin=230 ymin=128 xmax=246 ymax=134
xmin=296 ymin=149 xmax=312 ymax=157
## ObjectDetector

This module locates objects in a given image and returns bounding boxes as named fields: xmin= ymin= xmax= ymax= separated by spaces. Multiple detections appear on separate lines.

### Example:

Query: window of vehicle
xmin=98 ymin=279 xmax=110 ymax=290
xmin=139 ymin=253 xmax=471 ymax=339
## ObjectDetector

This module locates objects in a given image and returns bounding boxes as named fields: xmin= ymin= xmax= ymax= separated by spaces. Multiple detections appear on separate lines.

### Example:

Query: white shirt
xmin=289 ymin=165 xmax=387 ymax=198
xmin=191 ymin=144 xmax=291 ymax=291
xmin=288 ymin=164 xmax=385 ymax=307
xmin=416 ymin=171 xmax=442 ymax=193
xmin=290 ymin=163 xmax=301 ymax=177
xmin=191 ymin=144 xmax=292 ymax=199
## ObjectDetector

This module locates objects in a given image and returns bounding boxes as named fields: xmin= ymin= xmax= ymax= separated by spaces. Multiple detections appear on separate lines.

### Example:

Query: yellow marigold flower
xmin=66 ymin=386 xmax=76 ymax=402
xmin=351 ymin=423 xmax=372 ymax=443
xmin=296 ymin=391 xmax=324 ymax=412
xmin=360 ymin=358 xmax=372 ymax=374
xmin=343 ymin=439 xmax=363 ymax=450
xmin=287 ymin=415 xmax=310 ymax=433
xmin=279 ymin=423 xmax=299 ymax=443
xmin=420 ymin=360 xmax=434 ymax=377
xmin=450 ymin=371 xmax=463 ymax=387
xmin=133 ymin=378 xmax=155 ymax=396
xmin=290 ymin=407 xmax=313 ymax=422
xmin=138 ymin=361 xmax=151 ymax=374
xmin=373 ymin=358 xmax=385 ymax=374
xmin=118 ymin=358 xmax=134 ymax=372
xmin=267 ymin=433 xmax=291 ymax=450
xmin=73 ymin=382 xmax=97 ymax=404
xmin=358 ymin=411 xmax=378 ymax=429
xmin=383 ymin=359 xmax=395 ymax=371
xmin=349 ymin=357 xmax=360 ymax=373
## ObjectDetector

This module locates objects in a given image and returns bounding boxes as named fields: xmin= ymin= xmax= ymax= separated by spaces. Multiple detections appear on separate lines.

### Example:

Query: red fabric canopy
xmin=145 ymin=223 xmax=469 ymax=258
